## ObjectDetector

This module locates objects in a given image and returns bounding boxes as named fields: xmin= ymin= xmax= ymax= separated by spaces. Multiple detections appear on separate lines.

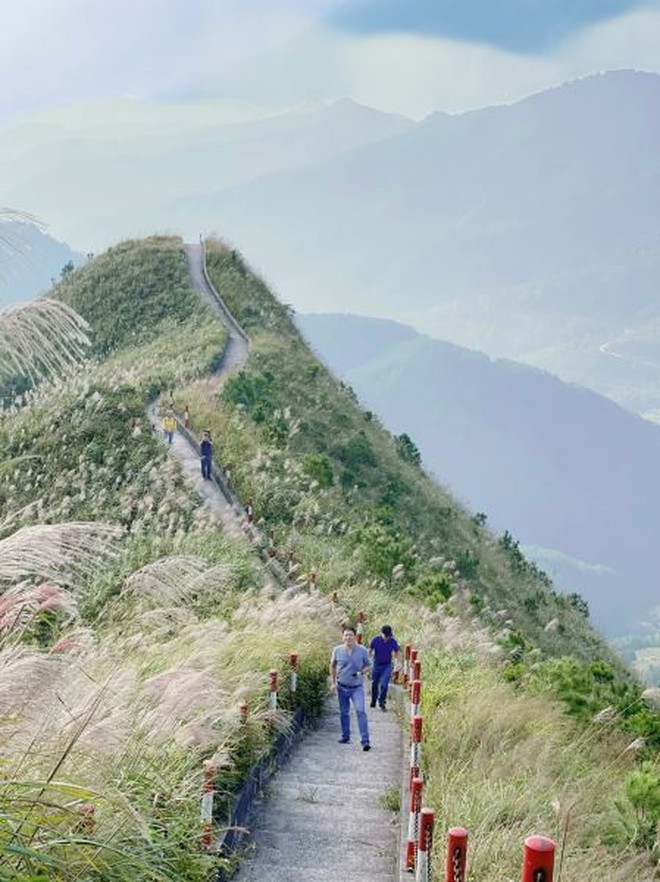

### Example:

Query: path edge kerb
xmin=199 ymin=239 xmax=250 ymax=347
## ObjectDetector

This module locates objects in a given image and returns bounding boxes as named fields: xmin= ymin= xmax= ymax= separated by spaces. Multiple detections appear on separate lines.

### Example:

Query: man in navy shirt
xmin=330 ymin=627 xmax=371 ymax=750
xmin=369 ymin=624 xmax=401 ymax=711
xmin=200 ymin=430 xmax=213 ymax=479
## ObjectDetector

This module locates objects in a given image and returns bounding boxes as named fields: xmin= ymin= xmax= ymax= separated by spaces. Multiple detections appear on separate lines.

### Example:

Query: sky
xmin=2 ymin=0 xmax=660 ymax=122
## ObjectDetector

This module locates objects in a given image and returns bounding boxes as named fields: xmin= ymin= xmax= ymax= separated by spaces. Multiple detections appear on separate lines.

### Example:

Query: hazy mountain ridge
xmin=298 ymin=311 xmax=660 ymax=637
xmin=5 ymin=70 xmax=659 ymax=415
xmin=0 ymin=98 xmax=412 ymax=248
xmin=180 ymin=70 xmax=660 ymax=413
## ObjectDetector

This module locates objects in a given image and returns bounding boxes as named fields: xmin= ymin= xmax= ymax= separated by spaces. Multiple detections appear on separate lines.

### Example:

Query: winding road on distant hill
xmin=154 ymin=242 xmax=404 ymax=882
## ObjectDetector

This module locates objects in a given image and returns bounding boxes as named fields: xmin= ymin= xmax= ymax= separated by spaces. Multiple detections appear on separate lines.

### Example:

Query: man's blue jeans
xmin=201 ymin=455 xmax=212 ymax=479
xmin=371 ymin=663 xmax=392 ymax=707
xmin=337 ymin=683 xmax=370 ymax=745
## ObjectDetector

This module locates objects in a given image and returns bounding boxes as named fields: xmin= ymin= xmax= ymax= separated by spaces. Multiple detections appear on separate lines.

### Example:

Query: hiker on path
xmin=163 ymin=411 xmax=176 ymax=445
xmin=200 ymin=430 xmax=213 ymax=479
xmin=330 ymin=627 xmax=371 ymax=750
xmin=369 ymin=625 xmax=401 ymax=711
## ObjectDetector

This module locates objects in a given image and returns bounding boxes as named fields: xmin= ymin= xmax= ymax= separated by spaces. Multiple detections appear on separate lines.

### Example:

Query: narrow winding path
xmin=161 ymin=243 xmax=403 ymax=881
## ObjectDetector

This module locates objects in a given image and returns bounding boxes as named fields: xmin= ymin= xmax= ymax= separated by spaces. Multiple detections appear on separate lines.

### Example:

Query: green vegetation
xmin=2 ymin=235 xmax=659 ymax=880
xmin=0 ymin=238 xmax=333 ymax=880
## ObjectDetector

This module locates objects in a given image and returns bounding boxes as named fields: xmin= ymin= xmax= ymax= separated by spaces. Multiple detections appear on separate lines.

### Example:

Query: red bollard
xmin=239 ymin=701 xmax=249 ymax=723
xmin=200 ymin=761 xmax=216 ymax=850
xmin=413 ymin=658 xmax=421 ymax=683
xmin=409 ymin=650 xmax=419 ymax=696
xmin=403 ymin=643 xmax=412 ymax=687
xmin=289 ymin=652 xmax=299 ymax=694
xmin=416 ymin=808 xmax=435 ymax=882
xmin=406 ymin=777 xmax=423 ymax=872
xmin=411 ymin=679 xmax=421 ymax=719
xmin=409 ymin=714 xmax=423 ymax=788
xmin=268 ymin=669 xmax=278 ymax=711
xmin=521 ymin=835 xmax=555 ymax=882
xmin=446 ymin=827 xmax=468 ymax=882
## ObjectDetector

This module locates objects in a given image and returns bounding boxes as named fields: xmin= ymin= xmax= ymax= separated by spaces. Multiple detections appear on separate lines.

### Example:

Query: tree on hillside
xmin=395 ymin=432 xmax=421 ymax=466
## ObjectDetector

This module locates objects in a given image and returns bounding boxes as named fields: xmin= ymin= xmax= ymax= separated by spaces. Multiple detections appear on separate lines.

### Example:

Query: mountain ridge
xmin=297 ymin=311 xmax=660 ymax=637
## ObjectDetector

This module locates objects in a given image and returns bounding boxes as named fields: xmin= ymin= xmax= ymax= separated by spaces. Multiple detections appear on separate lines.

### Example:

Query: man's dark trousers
xmin=371 ymin=663 xmax=392 ymax=707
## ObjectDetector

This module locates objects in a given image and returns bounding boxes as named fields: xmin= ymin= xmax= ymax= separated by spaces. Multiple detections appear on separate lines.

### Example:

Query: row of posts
xmin=401 ymin=642 xmax=556 ymax=882
xmin=197 ymin=628 xmax=558 ymax=875
xmin=199 ymin=651 xmax=300 ymax=851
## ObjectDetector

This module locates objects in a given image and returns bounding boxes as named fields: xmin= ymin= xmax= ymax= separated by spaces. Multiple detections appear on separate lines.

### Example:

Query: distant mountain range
xmin=0 ymin=97 xmax=411 ymax=249
xmin=297 ymin=312 xmax=660 ymax=639
xmin=5 ymin=70 xmax=659 ymax=414
xmin=168 ymin=69 xmax=657 ymax=417
xmin=0 ymin=222 xmax=82 ymax=308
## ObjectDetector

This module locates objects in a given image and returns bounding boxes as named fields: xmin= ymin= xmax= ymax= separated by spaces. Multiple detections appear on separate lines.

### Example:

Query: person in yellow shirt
xmin=163 ymin=411 xmax=176 ymax=445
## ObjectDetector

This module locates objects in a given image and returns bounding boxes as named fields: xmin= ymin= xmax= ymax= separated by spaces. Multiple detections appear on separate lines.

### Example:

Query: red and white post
xmin=413 ymin=656 xmax=421 ymax=684
xmin=409 ymin=649 xmax=419 ymax=696
xmin=200 ymin=760 xmax=216 ymax=851
xmin=446 ymin=827 xmax=468 ymax=882
xmin=416 ymin=808 xmax=435 ymax=882
xmin=521 ymin=835 xmax=555 ymax=882
xmin=403 ymin=643 xmax=412 ymax=687
xmin=410 ymin=679 xmax=422 ymax=720
xmin=268 ymin=669 xmax=278 ymax=711
xmin=406 ymin=776 xmax=423 ymax=872
xmin=410 ymin=714 xmax=423 ymax=788
xmin=239 ymin=701 xmax=249 ymax=724
xmin=289 ymin=652 xmax=299 ymax=695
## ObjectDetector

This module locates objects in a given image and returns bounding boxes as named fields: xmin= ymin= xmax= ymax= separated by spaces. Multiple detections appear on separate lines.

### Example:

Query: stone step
xmin=241 ymin=839 xmax=397 ymax=872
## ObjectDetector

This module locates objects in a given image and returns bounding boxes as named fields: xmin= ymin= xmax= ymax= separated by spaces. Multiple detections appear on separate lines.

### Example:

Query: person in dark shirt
xmin=200 ymin=430 xmax=213 ymax=479
xmin=369 ymin=624 xmax=401 ymax=711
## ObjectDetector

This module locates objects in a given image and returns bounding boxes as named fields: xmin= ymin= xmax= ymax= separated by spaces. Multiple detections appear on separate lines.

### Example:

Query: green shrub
xmin=303 ymin=453 xmax=334 ymax=488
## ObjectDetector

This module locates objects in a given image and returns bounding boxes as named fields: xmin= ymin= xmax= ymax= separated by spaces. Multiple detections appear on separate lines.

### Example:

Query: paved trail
xmin=161 ymin=243 xmax=404 ymax=881
xmin=235 ymin=699 xmax=403 ymax=882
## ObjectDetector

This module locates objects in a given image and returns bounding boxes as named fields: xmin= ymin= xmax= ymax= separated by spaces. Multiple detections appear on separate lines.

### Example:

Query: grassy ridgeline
xmin=0 ymin=238 xmax=335 ymax=880
xmin=1 ymin=236 xmax=659 ymax=879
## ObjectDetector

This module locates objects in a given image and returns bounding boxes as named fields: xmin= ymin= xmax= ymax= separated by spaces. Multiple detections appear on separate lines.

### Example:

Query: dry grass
xmin=0 ymin=298 xmax=90 ymax=382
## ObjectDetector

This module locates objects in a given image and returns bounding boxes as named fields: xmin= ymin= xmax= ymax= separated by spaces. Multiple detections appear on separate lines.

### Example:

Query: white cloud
xmin=217 ymin=7 xmax=660 ymax=117
xmin=2 ymin=3 xmax=660 ymax=122
xmin=0 ymin=0 xmax=345 ymax=120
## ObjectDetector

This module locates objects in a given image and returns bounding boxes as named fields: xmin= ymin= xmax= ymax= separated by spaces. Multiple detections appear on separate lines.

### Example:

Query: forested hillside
xmin=1 ymin=237 xmax=659 ymax=880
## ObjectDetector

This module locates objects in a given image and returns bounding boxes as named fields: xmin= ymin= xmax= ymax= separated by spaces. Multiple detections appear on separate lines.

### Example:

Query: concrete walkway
xmin=236 ymin=698 xmax=402 ymax=882
xmin=164 ymin=244 xmax=404 ymax=880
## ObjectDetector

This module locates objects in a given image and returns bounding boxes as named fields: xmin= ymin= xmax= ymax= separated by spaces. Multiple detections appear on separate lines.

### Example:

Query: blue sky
xmin=332 ymin=0 xmax=649 ymax=52
xmin=1 ymin=0 xmax=660 ymax=123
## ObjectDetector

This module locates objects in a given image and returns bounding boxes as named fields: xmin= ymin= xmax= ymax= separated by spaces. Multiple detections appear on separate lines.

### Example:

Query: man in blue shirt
xmin=369 ymin=624 xmax=401 ymax=711
xmin=330 ymin=627 xmax=371 ymax=750
xmin=200 ymin=430 xmax=213 ymax=480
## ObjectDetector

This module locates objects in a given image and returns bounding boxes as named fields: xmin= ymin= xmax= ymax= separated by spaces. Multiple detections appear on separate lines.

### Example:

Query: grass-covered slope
xmin=2 ymin=236 xmax=659 ymax=880
xmin=184 ymin=238 xmax=660 ymax=880
xmin=0 ymin=238 xmax=335 ymax=881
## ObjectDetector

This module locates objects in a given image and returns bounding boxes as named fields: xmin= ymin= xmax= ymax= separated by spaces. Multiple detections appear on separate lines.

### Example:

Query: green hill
xmin=1 ymin=236 xmax=659 ymax=881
